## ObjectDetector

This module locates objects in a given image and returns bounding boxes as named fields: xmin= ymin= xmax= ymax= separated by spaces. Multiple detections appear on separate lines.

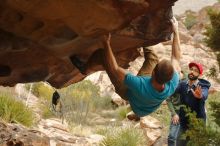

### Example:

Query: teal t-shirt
xmin=124 ymin=71 xmax=179 ymax=117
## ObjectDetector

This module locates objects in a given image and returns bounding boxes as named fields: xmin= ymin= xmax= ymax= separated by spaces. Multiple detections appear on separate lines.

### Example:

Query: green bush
xmin=0 ymin=92 xmax=34 ymax=127
xmin=98 ymin=126 xmax=147 ymax=146
xmin=204 ymin=9 xmax=220 ymax=68
xmin=208 ymin=92 xmax=220 ymax=127
xmin=204 ymin=9 xmax=220 ymax=48
xmin=25 ymin=82 xmax=54 ymax=100
xmin=184 ymin=12 xmax=197 ymax=30
xmin=182 ymin=92 xmax=220 ymax=145
xmin=205 ymin=66 xmax=218 ymax=79
xmin=209 ymin=101 xmax=220 ymax=127
xmin=25 ymin=83 xmax=41 ymax=97
xmin=183 ymin=107 xmax=220 ymax=146
xmin=25 ymin=82 xmax=55 ymax=119
xmin=41 ymin=102 xmax=56 ymax=119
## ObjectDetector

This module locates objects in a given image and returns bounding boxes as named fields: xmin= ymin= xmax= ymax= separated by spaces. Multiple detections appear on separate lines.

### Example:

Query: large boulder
xmin=0 ymin=118 xmax=105 ymax=146
xmin=0 ymin=0 xmax=177 ymax=88
xmin=0 ymin=121 xmax=50 ymax=146
xmin=134 ymin=116 xmax=162 ymax=146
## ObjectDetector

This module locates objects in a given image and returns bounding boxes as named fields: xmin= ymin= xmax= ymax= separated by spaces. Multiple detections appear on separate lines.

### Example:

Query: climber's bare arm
xmin=171 ymin=17 xmax=181 ymax=74
xmin=102 ymin=34 xmax=127 ymax=83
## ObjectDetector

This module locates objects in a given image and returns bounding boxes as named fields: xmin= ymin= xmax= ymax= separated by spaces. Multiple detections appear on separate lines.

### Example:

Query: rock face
xmin=0 ymin=0 xmax=177 ymax=88
xmin=140 ymin=116 xmax=162 ymax=146
xmin=0 ymin=119 xmax=105 ymax=146
xmin=0 ymin=121 xmax=50 ymax=146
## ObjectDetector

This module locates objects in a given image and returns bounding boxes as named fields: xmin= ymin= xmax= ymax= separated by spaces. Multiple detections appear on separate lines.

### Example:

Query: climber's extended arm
xmin=102 ymin=34 xmax=127 ymax=83
xmin=171 ymin=17 xmax=181 ymax=74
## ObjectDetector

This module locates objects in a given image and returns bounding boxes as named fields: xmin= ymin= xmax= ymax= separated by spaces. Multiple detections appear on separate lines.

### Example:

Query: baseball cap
xmin=189 ymin=62 xmax=203 ymax=75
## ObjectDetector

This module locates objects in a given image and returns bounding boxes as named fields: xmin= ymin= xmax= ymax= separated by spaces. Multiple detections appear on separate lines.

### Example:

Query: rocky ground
xmin=1 ymin=83 xmax=163 ymax=146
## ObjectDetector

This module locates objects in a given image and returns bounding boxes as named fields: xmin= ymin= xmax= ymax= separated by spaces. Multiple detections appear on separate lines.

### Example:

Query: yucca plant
xmin=0 ymin=92 xmax=34 ymax=127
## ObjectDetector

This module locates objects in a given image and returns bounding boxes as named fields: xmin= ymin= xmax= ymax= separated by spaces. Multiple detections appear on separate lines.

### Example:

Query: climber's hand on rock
xmin=100 ymin=33 xmax=111 ymax=48
xmin=171 ymin=17 xmax=179 ymax=33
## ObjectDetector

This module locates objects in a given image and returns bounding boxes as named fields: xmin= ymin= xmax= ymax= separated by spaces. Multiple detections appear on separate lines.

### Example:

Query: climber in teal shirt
xmin=125 ymin=71 xmax=179 ymax=117
xmin=101 ymin=17 xmax=181 ymax=117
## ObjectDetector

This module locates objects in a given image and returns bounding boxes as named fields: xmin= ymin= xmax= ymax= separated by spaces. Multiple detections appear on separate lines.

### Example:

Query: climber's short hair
xmin=153 ymin=59 xmax=174 ymax=84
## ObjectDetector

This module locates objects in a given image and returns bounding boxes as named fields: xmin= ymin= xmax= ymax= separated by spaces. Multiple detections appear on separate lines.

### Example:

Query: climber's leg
xmin=137 ymin=46 xmax=159 ymax=76
xmin=70 ymin=55 xmax=87 ymax=75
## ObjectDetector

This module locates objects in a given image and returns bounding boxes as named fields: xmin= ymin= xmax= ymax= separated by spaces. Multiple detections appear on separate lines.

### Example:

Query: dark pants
xmin=168 ymin=122 xmax=180 ymax=146
xmin=168 ymin=122 xmax=188 ymax=146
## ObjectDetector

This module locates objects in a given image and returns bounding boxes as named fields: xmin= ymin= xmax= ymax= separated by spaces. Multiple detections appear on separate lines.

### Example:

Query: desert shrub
xmin=205 ymin=66 xmax=218 ymax=78
xmin=116 ymin=106 xmax=129 ymax=120
xmin=97 ymin=126 xmax=147 ymax=146
xmin=0 ymin=92 xmax=34 ymax=127
xmin=25 ymin=82 xmax=55 ymax=119
xmin=25 ymin=82 xmax=53 ymax=100
xmin=184 ymin=12 xmax=197 ymax=30
xmin=60 ymin=80 xmax=114 ymax=125
xmin=91 ymin=95 xmax=113 ymax=111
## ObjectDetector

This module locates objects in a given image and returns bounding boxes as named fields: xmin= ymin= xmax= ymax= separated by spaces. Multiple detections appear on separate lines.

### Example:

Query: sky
xmin=173 ymin=0 xmax=217 ymax=15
